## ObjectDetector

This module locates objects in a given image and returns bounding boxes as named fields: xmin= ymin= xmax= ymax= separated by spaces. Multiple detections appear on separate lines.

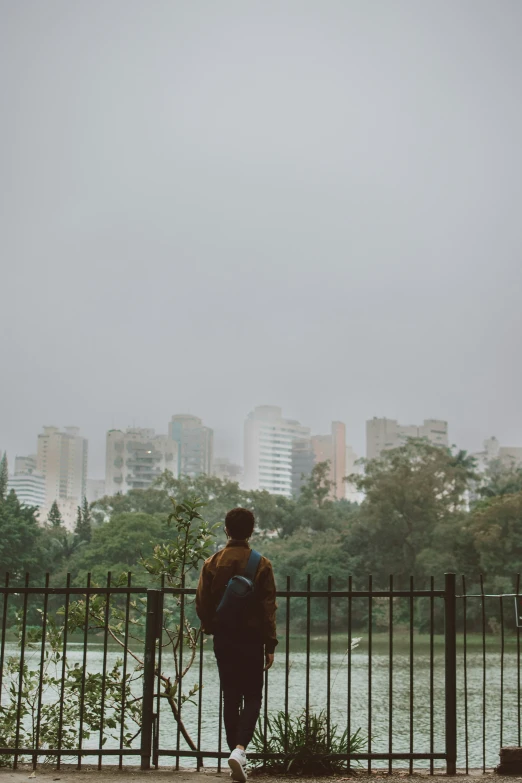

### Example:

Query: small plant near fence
xmin=251 ymin=709 xmax=366 ymax=775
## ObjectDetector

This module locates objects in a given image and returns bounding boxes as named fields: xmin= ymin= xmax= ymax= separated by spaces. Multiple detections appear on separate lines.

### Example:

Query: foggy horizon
xmin=2 ymin=0 xmax=522 ymax=479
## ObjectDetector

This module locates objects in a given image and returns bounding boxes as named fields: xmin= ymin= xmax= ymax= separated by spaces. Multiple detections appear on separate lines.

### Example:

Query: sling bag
xmin=214 ymin=549 xmax=262 ymax=630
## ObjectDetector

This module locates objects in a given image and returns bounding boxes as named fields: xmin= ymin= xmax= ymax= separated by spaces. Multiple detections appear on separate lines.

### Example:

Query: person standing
xmin=196 ymin=507 xmax=278 ymax=782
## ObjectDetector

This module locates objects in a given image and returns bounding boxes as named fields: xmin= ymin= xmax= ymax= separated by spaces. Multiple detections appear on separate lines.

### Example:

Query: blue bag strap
xmin=243 ymin=549 xmax=262 ymax=583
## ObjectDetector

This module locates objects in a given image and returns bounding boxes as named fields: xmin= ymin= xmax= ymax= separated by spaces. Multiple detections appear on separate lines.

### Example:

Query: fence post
xmin=141 ymin=589 xmax=161 ymax=771
xmin=444 ymin=573 xmax=457 ymax=775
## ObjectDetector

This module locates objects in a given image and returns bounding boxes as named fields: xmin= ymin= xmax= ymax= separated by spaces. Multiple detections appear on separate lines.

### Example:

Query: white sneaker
xmin=228 ymin=748 xmax=247 ymax=782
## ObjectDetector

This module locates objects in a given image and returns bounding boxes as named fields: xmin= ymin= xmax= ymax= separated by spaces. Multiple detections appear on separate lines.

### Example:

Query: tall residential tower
xmin=243 ymin=406 xmax=311 ymax=497
xmin=105 ymin=428 xmax=178 ymax=495
xmin=37 ymin=426 xmax=88 ymax=508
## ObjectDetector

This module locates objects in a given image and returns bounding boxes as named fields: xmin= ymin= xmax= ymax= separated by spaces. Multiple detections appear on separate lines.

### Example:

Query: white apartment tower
xmin=8 ymin=460 xmax=46 ymax=508
xmin=243 ymin=406 xmax=311 ymax=497
xmin=37 ymin=426 xmax=88 ymax=507
xmin=105 ymin=428 xmax=178 ymax=495
xmin=366 ymin=417 xmax=448 ymax=459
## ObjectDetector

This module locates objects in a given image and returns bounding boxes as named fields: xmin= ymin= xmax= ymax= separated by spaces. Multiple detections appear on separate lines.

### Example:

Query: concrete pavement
xmin=0 ymin=767 xmax=509 ymax=783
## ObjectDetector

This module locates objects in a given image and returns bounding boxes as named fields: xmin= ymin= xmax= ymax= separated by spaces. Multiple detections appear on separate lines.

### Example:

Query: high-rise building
xmin=366 ymin=418 xmax=448 ymax=460
xmin=105 ymin=428 xmax=178 ymax=495
xmin=311 ymin=421 xmax=346 ymax=500
xmin=291 ymin=437 xmax=315 ymax=496
xmin=243 ymin=406 xmax=311 ymax=497
xmin=168 ymin=415 xmax=213 ymax=477
xmin=36 ymin=426 xmax=88 ymax=507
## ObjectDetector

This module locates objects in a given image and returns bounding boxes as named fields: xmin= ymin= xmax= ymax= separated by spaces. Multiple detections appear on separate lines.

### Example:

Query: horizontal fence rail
xmin=0 ymin=572 xmax=519 ymax=773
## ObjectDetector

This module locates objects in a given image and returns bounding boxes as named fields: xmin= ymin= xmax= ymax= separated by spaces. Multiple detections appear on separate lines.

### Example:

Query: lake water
xmin=3 ymin=635 xmax=518 ymax=771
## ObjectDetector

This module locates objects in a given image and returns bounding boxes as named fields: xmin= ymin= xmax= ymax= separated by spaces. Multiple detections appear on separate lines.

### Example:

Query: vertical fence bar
xmin=119 ymin=572 xmax=132 ymax=770
xmin=176 ymin=576 xmax=185 ymax=771
xmin=515 ymin=574 xmax=522 ymax=747
xmin=430 ymin=576 xmax=434 ymax=775
xmin=217 ymin=686 xmax=223 ymax=772
xmin=326 ymin=575 xmax=332 ymax=747
xmin=305 ymin=573 xmax=311 ymax=736
xmin=141 ymin=589 xmax=160 ymax=771
xmin=444 ymin=572 xmax=457 ymax=776
xmin=347 ymin=575 xmax=352 ymax=772
xmin=388 ymin=574 xmax=393 ymax=775
xmin=154 ymin=574 xmax=164 ymax=769
xmin=14 ymin=573 xmax=30 ymax=770
xmin=368 ymin=574 xmax=372 ymax=774
xmin=57 ymin=573 xmax=71 ymax=770
xmin=500 ymin=594 xmax=504 ymax=750
xmin=98 ymin=573 xmax=111 ymax=770
xmin=77 ymin=572 xmax=91 ymax=770
xmin=34 ymin=573 xmax=50 ymax=769
xmin=196 ymin=629 xmax=204 ymax=770
xmin=480 ymin=574 xmax=486 ymax=774
xmin=462 ymin=576 xmax=469 ymax=775
xmin=409 ymin=575 xmax=414 ymax=775
xmin=284 ymin=575 xmax=290 ymax=757
xmin=0 ymin=573 xmax=10 ymax=707
xmin=263 ymin=661 xmax=269 ymax=770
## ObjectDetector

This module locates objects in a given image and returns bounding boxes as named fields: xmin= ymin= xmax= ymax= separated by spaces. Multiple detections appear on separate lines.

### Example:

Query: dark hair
xmin=225 ymin=507 xmax=255 ymax=539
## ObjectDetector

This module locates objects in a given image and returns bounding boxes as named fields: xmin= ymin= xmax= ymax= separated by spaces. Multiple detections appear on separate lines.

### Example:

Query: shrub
xmin=250 ymin=708 xmax=365 ymax=775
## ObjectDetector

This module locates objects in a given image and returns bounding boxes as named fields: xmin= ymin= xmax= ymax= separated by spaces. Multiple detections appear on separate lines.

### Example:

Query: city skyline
xmin=5 ymin=406 xmax=522 ymax=485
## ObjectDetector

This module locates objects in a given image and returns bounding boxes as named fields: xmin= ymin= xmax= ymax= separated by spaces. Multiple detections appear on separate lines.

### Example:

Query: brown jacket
xmin=195 ymin=539 xmax=278 ymax=653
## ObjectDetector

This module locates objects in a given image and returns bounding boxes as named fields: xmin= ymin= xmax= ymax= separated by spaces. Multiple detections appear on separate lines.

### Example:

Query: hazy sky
xmin=1 ymin=0 xmax=522 ymax=478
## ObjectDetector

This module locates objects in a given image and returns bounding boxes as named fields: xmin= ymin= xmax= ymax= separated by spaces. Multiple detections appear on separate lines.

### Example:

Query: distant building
xmin=8 ymin=470 xmax=46 ymax=508
xmin=105 ymin=428 xmax=178 ymax=495
xmin=366 ymin=417 xmax=448 ymax=459
xmin=473 ymin=436 xmax=522 ymax=473
xmin=37 ymin=426 xmax=88 ymax=507
xmin=243 ymin=406 xmax=311 ymax=497
xmin=168 ymin=415 xmax=213 ymax=477
xmin=213 ymin=457 xmax=243 ymax=483
xmin=86 ymin=478 xmax=106 ymax=503
xmin=311 ymin=421 xmax=346 ymax=500
xmin=291 ymin=437 xmax=315 ymax=496
xmin=14 ymin=454 xmax=37 ymax=475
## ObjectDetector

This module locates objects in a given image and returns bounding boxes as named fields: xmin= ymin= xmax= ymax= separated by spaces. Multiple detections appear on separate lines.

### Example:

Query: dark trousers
xmin=213 ymin=636 xmax=264 ymax=751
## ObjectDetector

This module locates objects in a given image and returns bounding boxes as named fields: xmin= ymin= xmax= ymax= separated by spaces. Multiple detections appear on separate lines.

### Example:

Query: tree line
xmin=1 ymin=439 xmax=521 ymax=604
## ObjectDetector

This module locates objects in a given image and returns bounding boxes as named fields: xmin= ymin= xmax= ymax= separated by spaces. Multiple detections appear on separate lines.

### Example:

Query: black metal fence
xmin=0 ymin=572 xmax=520 ymax=773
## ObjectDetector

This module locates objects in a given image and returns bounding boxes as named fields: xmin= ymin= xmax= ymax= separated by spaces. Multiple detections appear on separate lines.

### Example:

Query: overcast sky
xmin=1 ymin=0 xmax=521 ymax=478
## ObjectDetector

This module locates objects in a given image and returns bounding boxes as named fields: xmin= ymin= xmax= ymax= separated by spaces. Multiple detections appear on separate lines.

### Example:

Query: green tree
xmin=47 ymin=500 xmax=63 ymax=528
xmin=91 ymin=486 xmax=172 ymax=523
xmin=299 ymin=461 xmax=334 ymax=508
xmin=348 ymin=439 xmax=476 ymax=586
xmin=0 ymin=490 xmax=45 ymax=580
xmin=70 ymin=512 xmax=167 ymax=583
xmin=480 ymin=459 xmax=522 ymax=499
xmin=74 ymin=497 xmax=92 ymax=544
xmin=467 ymin=491 xmax=522 ymax=583
xmin=0 ymin=452 xmax=8 ymax=502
